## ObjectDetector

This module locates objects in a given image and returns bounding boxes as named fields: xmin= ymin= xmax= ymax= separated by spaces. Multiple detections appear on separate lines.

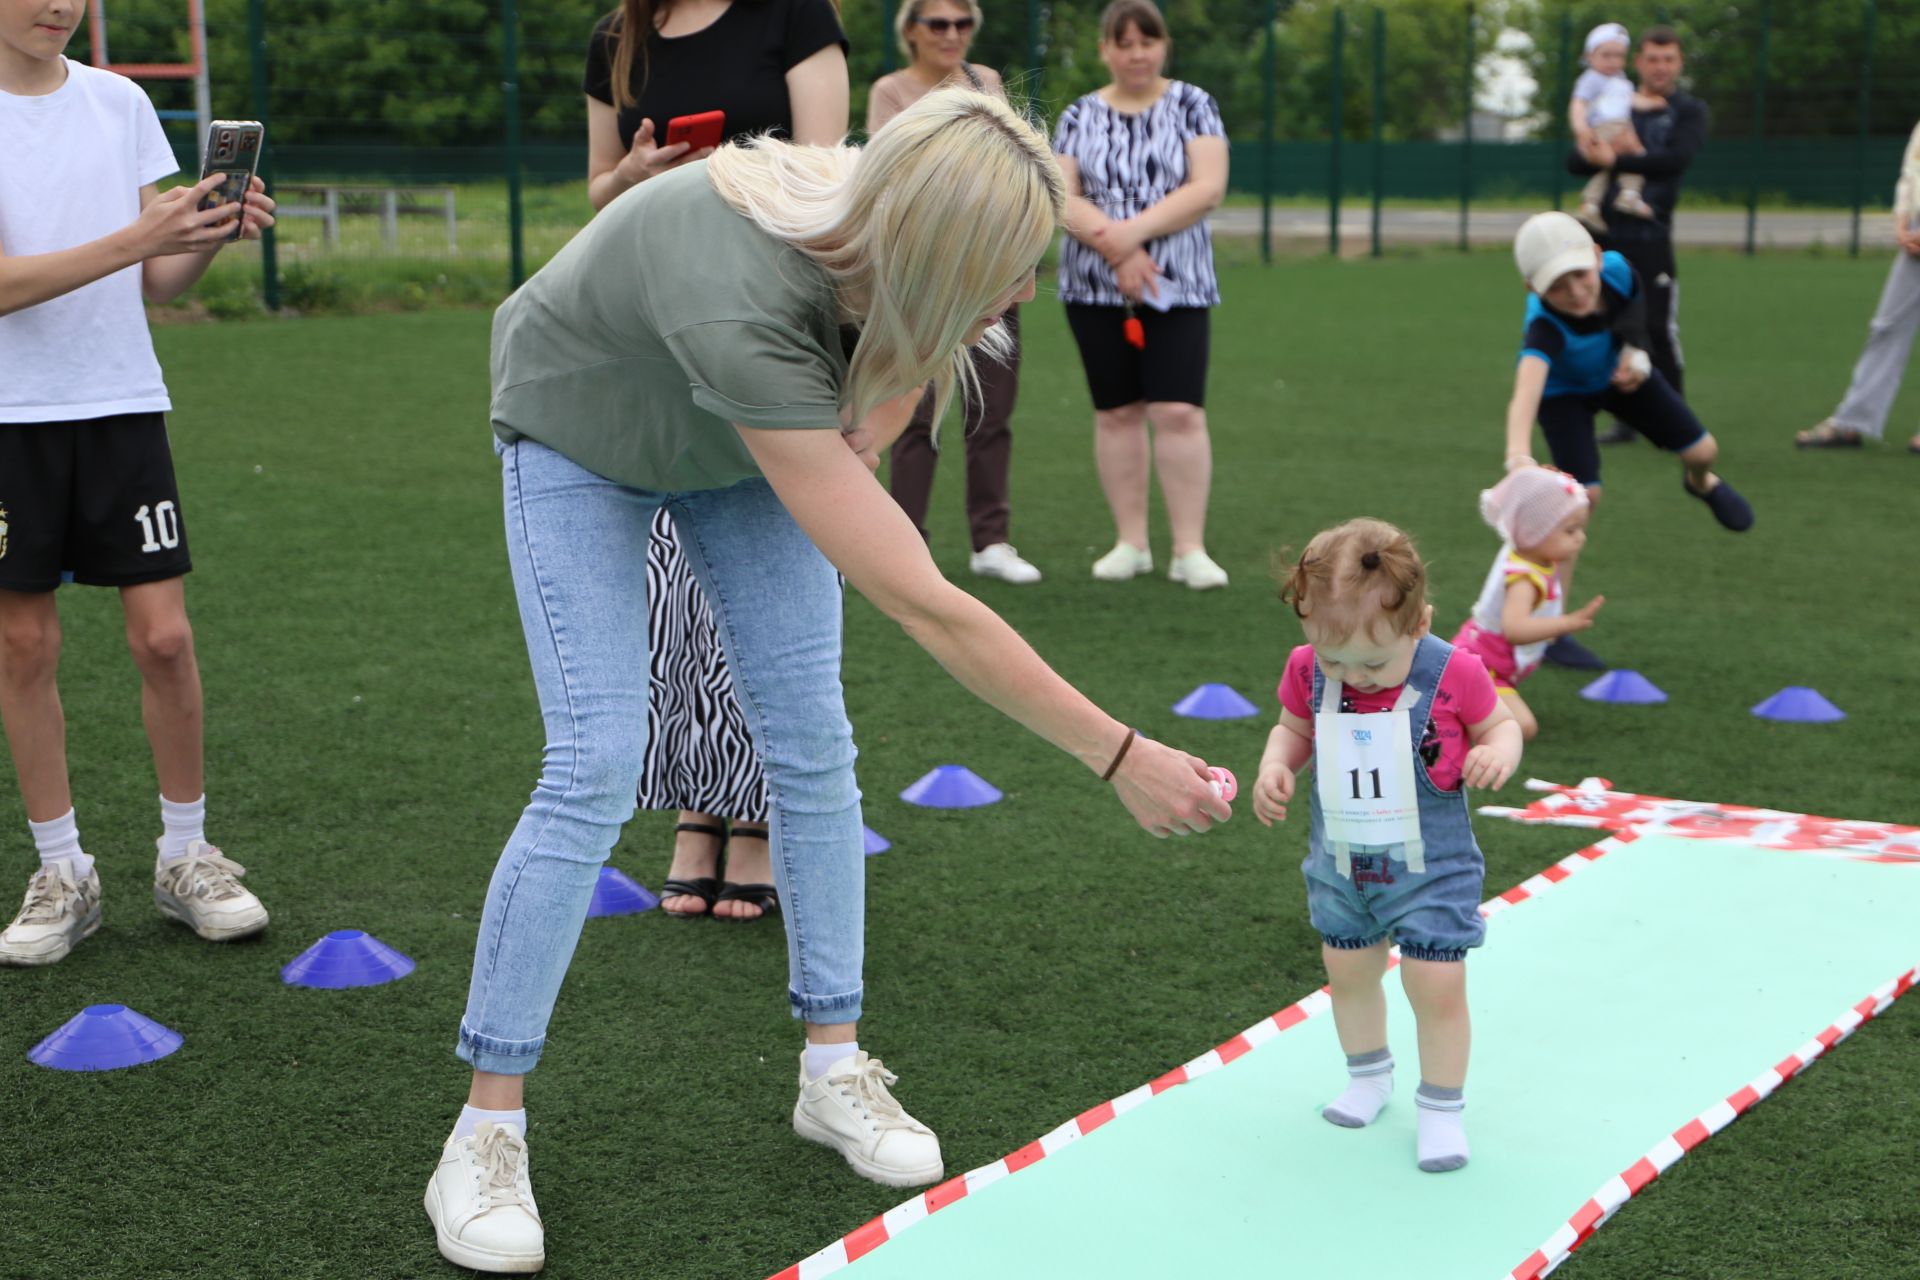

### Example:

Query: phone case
xmin=199 ymin=120 xmax=264 ymax=241
xmin=665 ymin=110 xmax=726 ymax=152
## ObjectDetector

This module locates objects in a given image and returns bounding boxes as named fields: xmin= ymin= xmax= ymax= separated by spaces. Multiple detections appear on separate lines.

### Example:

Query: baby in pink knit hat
xmin=1450 ymin=466 xmax=1606 ymax=739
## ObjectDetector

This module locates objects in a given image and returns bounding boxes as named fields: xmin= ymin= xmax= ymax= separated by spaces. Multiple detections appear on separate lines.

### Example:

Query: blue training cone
xmin=587 ymin=867 xmax=661 ymax=918
xmin=1172 ymin=683 xmax=1260 ymax=719
xmin=29 ymin=1004 xmax=182 ymax=1071
xmin=1580 ymin=669 xmax=1668 ymax=705
xmin=900 ymin=765 xmax=1003 ymax=809
xmin=863 ymin=826 xmax=891 ymax=856
xmin=1752 ymin=686 xmax=1846 ymax=723
xmin=280 ymin=929 xmax=416 ymax=989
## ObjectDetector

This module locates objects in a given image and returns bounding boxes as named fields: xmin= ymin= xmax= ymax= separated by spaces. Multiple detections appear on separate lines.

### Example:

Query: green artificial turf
xmin=3 ymin=249 xmax=1917 ymax=1278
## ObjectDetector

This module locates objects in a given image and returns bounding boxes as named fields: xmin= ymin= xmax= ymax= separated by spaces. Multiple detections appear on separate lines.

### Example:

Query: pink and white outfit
xmin=1450 ymin=550 xmax=1562 ymax=692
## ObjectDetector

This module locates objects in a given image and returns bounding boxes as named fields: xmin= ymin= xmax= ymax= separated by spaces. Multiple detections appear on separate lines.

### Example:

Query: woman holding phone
xmin=583 ymin=0 xmax=848 ymax=922
xmin=424 ymin=91 xmax=1232 ymax=1272
xmin=866 ymin=1 xmax=1042 ymax=585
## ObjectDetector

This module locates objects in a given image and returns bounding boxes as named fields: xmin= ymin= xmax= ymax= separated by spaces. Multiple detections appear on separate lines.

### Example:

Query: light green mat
xmin=829 ymin=834 xmax=1920 ymax=1278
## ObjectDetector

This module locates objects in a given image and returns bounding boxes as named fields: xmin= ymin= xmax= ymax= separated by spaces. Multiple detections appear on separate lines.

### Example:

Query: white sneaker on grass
xmin=1091 ymin=542 xmax=1152 ymax=581
xmin=153 ymin=840 xmax=269 ymax=941
xmin=793 ymin=1050 xmax=944 ymax=1188
xmin=0 ymin=862 xmax=102 ymax=967
xmin=424 ymin=1121 xmax=545 ymax=1274
xmin=969 ymin=542 xmax=1042 ymax=584
xmin=1168 ymin=549 xmax=1229 ymax=590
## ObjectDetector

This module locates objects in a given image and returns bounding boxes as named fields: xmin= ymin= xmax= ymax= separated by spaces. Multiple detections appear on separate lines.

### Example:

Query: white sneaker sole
xmin=792 ymin=1107 xmax=945 ymax=1188
xmin=154 ymin=891 xmax=269 ymax=942
xmin=0 ymin=903 xmax=102 ymax=967
xmin=424 ymin=1180 xmax=546 ymax=1274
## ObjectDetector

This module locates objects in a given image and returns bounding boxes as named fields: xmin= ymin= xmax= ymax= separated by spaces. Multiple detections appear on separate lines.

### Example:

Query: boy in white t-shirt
xmin=1571 ymin=22 xmax=1657 ymax=231
xmin=0 ymin=0 xmax=278 ymax=965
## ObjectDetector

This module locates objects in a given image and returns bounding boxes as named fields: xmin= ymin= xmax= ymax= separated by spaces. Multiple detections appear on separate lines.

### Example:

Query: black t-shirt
xmin=583 ymin=0 xmax=847 ymax=151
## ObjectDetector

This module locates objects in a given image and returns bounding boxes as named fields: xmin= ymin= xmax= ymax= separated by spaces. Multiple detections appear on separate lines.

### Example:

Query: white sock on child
xmin=1416 ymin=1082 xmax=1470 ymax=1172
xmin=158 ymin=794 xmax=207 ymax=863
xmin=453 ymin=1105 xmax=527 ymax=1143
xmin=804 ymin=1040 xmax=858 ymax=1081
xmin=1322 ymin=1048 xmax=1394 ymax=1128
xmin=29 ymin=809 xmax=92 ymax=880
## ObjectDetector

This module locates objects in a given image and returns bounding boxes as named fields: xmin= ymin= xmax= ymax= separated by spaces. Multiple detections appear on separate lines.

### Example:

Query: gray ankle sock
xmin=1415 ymin=1082 xmax=1469 ymax=1172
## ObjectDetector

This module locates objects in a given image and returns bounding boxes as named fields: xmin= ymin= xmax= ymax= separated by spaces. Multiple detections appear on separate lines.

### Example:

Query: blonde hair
xmin=896 ymin=0 xmax=985 ymax=64
xmin=707 ymin=89 xmax=1064 ymax=432
xmin=1278 ymin=518 xmax=1430 ymax=645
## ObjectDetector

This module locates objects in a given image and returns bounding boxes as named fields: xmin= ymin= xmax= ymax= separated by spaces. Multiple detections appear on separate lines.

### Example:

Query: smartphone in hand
xmin=665 ymin=110 xmax=726 ymax=153
xmin=199 ymin=120 xmax=264 ymax=241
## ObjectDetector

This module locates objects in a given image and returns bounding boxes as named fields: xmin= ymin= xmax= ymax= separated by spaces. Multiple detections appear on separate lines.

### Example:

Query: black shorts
xmin=0 ymin=413 xmax=192 ymax=593
xmin=1538 ymin=370 xmax=1707 ymax=488
xmin=1064 ymin=303 xmax=1210 ymax=410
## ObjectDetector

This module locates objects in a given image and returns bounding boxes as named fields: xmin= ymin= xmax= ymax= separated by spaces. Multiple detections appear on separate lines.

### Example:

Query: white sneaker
xmin=424 ymin=1122 xmax=545 ymax=1274
xmin=1091 ymin=542 xmax=1152 ymax=581
xmin=153 ymin=840 xmax=269 ymax=941
xmin=969 ymin=542 xmax=1042 ymax=585
xmin=1168 ymin=549 xmax=1230 ymax=590
xmin=1575 ymin=201 xmax=1607 ymax=232
xmin=793 ymin=1050 xmax=944 ymax=1188
xmin=0 ymin=862 xmax=102 ymax=967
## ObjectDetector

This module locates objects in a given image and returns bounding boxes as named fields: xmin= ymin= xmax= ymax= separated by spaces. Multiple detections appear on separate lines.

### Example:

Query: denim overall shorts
xmin=1302 ymin=635 xmax=1488 ymax=962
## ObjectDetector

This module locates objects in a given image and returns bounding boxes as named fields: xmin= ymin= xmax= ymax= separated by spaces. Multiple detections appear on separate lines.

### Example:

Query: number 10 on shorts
xmin=135 ymin=501 xmax=181 ymax=552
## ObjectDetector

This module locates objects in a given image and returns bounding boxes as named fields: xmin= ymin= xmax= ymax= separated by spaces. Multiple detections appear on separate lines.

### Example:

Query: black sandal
xmin=661 ymin=821 xmax=724 ymax=918
xmin=715 ymin=824 xmax=779 ymax=923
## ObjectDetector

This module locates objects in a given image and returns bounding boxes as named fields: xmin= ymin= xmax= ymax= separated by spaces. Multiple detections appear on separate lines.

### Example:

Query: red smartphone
xmin=665 ymin=110 xmax=726 ymax=152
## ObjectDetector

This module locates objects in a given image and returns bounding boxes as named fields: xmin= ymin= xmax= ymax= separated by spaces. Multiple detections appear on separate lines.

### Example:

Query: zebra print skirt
xmin=635 ymin=508 xmax=770 ymax=821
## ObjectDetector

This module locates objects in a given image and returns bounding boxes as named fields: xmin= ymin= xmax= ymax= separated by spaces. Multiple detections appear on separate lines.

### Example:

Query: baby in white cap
xmin=1570 ymin=22 xmax=1658 ymax=229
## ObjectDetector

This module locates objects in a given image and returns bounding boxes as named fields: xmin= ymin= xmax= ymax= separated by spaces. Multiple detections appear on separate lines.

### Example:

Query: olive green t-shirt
xmin=490 ymin=161 xmax=847 ymax=492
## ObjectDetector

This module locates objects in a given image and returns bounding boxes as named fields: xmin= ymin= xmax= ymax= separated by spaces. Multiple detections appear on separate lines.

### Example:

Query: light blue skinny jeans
xmin=458 ymin=438 xmax=865 ymax=1074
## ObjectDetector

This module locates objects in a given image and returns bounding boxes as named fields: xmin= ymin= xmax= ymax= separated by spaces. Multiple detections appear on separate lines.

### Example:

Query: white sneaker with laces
xmin=1611 ymin=189 xmax=1656 ymax=219
xmin=424 ymin=1121 xmax=545 ymax=1274
xmin=0 ymin=862 xmax=102 ymax=966
xmin=1091 ymin=542 xmax=1152 ymax=582
xmin=793 ymin=1050 xmax=944 ymax=1188
xmin=1168 ymin=549 xmax=1229 ymax=590
xmin=153 ymin=840 xmax=269 ymax=941
xmin=968 ymin=542 xmax=1042 ymax=584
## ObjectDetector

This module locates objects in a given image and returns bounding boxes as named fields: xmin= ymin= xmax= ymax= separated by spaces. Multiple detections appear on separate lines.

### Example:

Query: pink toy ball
xmin=1208 ymin=767 xmax=1238 ymax=802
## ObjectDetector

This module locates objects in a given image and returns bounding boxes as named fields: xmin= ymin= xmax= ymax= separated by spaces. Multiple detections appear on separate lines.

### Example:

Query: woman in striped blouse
xmin=1051 ymin=0 xmax=1230 ymax=589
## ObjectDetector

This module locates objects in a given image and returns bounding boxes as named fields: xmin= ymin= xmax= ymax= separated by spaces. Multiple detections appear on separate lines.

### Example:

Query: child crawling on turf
xmin=1253 ymin=518 xmax=1523 ymax=1173
xmin=1450 ymin=466 xmax=1605 ymax=740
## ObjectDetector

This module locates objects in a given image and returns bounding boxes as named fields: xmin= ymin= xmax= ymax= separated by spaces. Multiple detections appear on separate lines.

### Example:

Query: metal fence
xmin=87 ymin=0 xmax=1920 ymax=312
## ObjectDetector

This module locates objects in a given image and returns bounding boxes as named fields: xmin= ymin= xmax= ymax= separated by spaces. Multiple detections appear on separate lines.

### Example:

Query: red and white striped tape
xmin=768 ymin=835 xmax=1633 ymax=1280
xmin=1509 ymin=963 xmax=1920 ymax=1279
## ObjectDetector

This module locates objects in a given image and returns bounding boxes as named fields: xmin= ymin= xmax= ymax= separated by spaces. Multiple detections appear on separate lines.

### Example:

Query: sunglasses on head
xmin=916 ymin=15 xmax=976 ymax=35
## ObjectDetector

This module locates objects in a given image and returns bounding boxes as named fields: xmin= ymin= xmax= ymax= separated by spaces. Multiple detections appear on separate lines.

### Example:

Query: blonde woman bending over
xmin=422 ymin=90 xmax=1234 ymax=1274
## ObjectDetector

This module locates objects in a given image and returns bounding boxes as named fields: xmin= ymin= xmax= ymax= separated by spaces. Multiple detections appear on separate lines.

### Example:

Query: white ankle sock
xmin=29 ymin=809 xmax=92 ymax=879
xmin=453 ymin=1105 xmax=527 ymax=1143
xmin=805 ymin=1039 xmax=858 ymax=1081
xmin=1416 ymin=1082 xmax=1470 ymax=1172
xmin=1322 ymin=1048 xmax=1394 ymax=1128
xmin=158 ymin=794 xmax=206 ymax=863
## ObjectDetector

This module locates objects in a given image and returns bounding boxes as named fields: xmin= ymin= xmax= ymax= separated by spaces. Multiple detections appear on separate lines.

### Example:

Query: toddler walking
xmin=1451 ymin=467 xmax=1605 ymax=740
xmin=1572 ymin=22 xmax=1657 ymax=230
xmin=1252 ymin=519 xmax=1522 ymax=1172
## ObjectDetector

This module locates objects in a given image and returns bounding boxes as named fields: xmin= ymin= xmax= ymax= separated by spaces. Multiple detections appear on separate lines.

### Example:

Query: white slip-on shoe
xmin=424 ymin=1122 xmax=545 ymax=1274
xmin=1091 ymin=542 xmax=1152 ymax=582
xmin=0 ymin=862 xmax=102 ymax=967
xmin=153 ymin=840 xmax=269 ymax=941
xmin=1167 ymin=549 xmax=1230 ymax=590
xmin=793 ymin=1050 xmax=944 ymax=1188
xmin=968 ymin=542 xmax=1043 ymax=585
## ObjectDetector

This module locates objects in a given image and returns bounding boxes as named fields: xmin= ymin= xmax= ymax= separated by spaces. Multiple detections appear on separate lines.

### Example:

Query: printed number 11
xmin=1348 ymin=768 xmax=1382 ymax=800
